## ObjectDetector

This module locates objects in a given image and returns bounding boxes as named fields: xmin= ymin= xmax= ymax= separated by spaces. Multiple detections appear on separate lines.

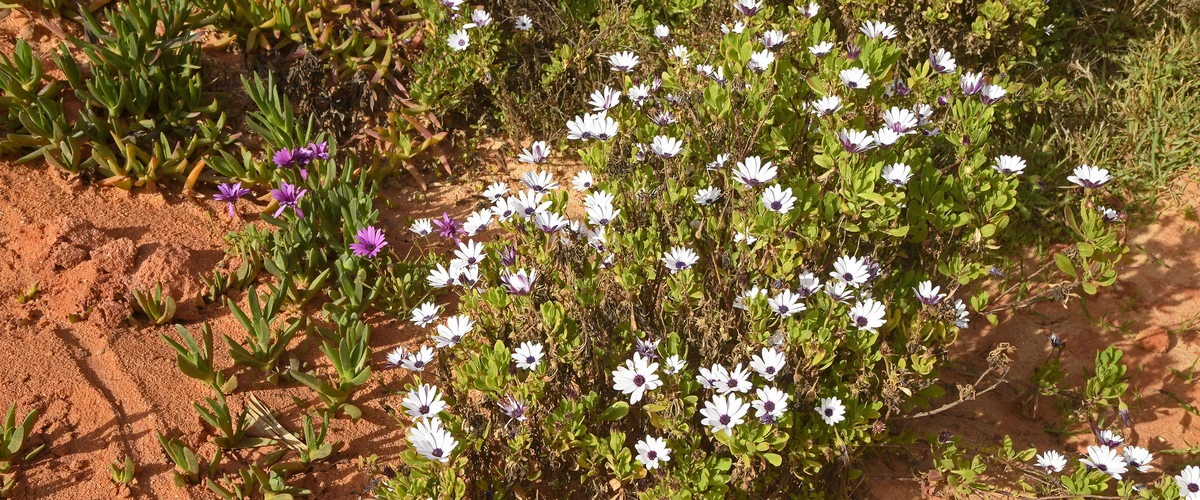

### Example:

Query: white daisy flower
xmin=497 ymin=395 xmax=528 ymax=423
xmin=501 ymin=268 xmax=538 ymax=295
xmin=493 ymin=197 xmax=518 ymax=220
xmin=651 ymin=135 xmax=684 ymax=158
xmin=1068 ymin=164 xmax=1112 ymax=188
xmin=463 ymin=209 xmax=493 ymax=236
xmin=608 ymin=51 xmax=640 ymax=72
xmin=761 ymin=184 xmax=795 ymax=214
xmin=1036 ymin=450 xmax=1067 ymax=473
xmin=386 ymin=346 xmax=407 ymax=367
xmin=802 ymin=2 xmax=819 ymax=17
xmin=992 ymin=155 xmax=1026 ymax=175
xmin=661 ymin=246 xmax=699 ymax=273
xmin=831 ymin=255 xmax=871 ymax=287
xmin=628 ymin=84 xmax=651 ymax=106
xmin=402 ymin=345 xmax=435 ymax=371
xmin=769 ymin=290 xmax=807 ymax=318
xmin=533 ymin=211 xmax=569 ymax=233
xmin=454 ymin=239 xmax=485 ymax=266
xmin=760 ymin=30 xmax=788 ymax=49
xmin=589 ymin=86 xmax=622 ymax=111
xmin=518 ymin=141 xmax=550 ymax=164
xmin=752 ymin=386 xmax=789 ymax=423
xmin=914 ymin=281 xmax=945 ymax=305
xmin=721 ymin=21 xmax=746 ymax=34
xmin=837 ymin=128 xmax=875 ymax=153
xmin=980 ymin=84 xmax=1007 ymax=105
xmin=588 ymin=113 xmax=619 ymax=140
xmin=611 ymin=353 xmax=662 ymax=404
xmin=654 ymin=24 xmax=670 ymax=40
xmin=696 ymin=363 xmax=730 ymax=390
xmin=410 ymin=302 xmax=441 ymax=327
xmin=734 ymin=231 xmax=758 ymax=245
xmin=514 ymin=189 xmax=550 ymax=218
xmin=808 ymin=41 xmax=835 ymax=58
xmin=1123 ymin=446 xmax=1153 ymax=473
xmin=859 ymin=20 xmax=897 ymax=40
xmin=733 ymin=0 xmax=761 ymax=16
xmin=584 ymin=190 xmax=615 ymax=209
xmin=734 ymin=286 xmax=766 ymax=310
xmin=873 ymin=127 xmax=902 ymax=149
xmin=849 ymin=299 xmax=886 ymax=332
xmin=810 ymin=95 xmax=842 ymax=116
xmin=748 ymin=50 xmax=775 ymax=72
xmin=953 ymin=299 xmax=970 ymax=329
xmin=586 ymin=202 xmax=619 ymax=226
xmin=433 ymin=315 xmax=473 ymax=348
xmin=447 ymin=29 xmax=470 ymax=51
xmin=482 ymin=181 xmax=510 ymax=201
xmin=514 ymin=15 xmax=533 ymax=31
xmin=512 ymin=341 xmax=544 ymax=370
xmin=669 ymin=45 xmax=690 ymax=64
xmin=840 ymin=67 xmax=872 ymax=89
xmin=717 ymin=364 xmax=753 ymax=394
xmin=707 ymin=153 xmax=730 ymax=170
xmin=881 ymin=163 xmax=912 ymax=186
xmin=882 ymin=107 xmax=919 ymax=134
xmin=409 ymin=218 xmax=433 ymax=237
xmin=815 ymin=396 xmax=846 ymax=425
xmin=750 ymin=347 xmax=786 ymax=381
xmin=694 ymin=187 xmax=723 ymax=206
xmin=960 ymin=72 xmax=985 ymax=95
xmin=402 ymin=384 xmax=447 ymax=420
xmin=572 ymin=171 xmax=594 ymax=192
xmin=664 ymin=355 xmax=686 ymax=375
xmin=824 ymin=280 xmax=852 ymax=303
xmin=733 ymin=156 xmax=777 ymax=187
xmin=797 ymin=272 xmax=821 ymax=297
xmin=469 ymin=9 xmax=491 ymax=27
xmin=1080 ymin=445 xmax=1128 ymax=480
xmin=1176 ymin=465 xmax=1200 ymax=499
xmin=635 ymin=436 xmax=671 ymax=470
xmin=700 ymin=393 xmax=750 ymax=435
xmin=929 ymin=48 xmax=956 ymax=74
xmin=407 ymin=417 xmax=457 ymax=462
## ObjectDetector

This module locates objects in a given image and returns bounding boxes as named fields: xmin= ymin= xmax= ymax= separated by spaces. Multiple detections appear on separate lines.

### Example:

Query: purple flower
xmin=270 ymin=182 xmax=307 ymax=218
xmin=433 ymin=212 xmax=463 ymax=241
xmin=499 ymin=244 xmax=517 ymax=267
xmin=273 ymin=149 xmax=296 ymax=169
xmin=213 ymin=182 xmax=250 ymax=218
xmin=294 ymin=146 xmax=314 ymax=165
xmin=893 ymin=78 xmax=911 ymax=97
xmin=845 ymin=42 xmax=861 ymax=60
xmin=350 ymin=226 xmax=388 ymax=258
xmin=307 ymin=141 xmax=330 ymax=160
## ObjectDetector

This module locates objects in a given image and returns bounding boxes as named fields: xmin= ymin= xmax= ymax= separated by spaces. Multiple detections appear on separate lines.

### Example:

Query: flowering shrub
xmin=372 ymin=3 xmax=1133 ymax=498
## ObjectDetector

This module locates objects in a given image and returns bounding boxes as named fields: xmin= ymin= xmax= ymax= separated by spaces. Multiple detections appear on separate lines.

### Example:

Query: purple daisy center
xmin=764 ymin=401 xmax=775 ymax=412
xmin=646 ymin=451 xmax=657 ymax=460
xmin=825 ymin=408 xmax=834 ymax=416
xmin=765 ymin=367 xmax=776 ymax=374
xmin=432 ymin=448 xmax=443 ymax=457
xmin=633 ymin=374 xmax=645 ymax=386
xmin=526 ymin=356 xmax=535 ymax=364
xmin=419 ymin=405 xmax=430 ymax=414
xmin=856 ymin=317 xmax=869 ymax=327
xmin=719 ymin=415 xmax=731 ymax=425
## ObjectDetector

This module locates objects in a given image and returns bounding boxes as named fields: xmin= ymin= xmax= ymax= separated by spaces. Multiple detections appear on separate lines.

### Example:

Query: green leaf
xmin=1054 ymin=253 xmax=1077 ymax=279
xmin=600 ymin=402 xmax=630 ymax=421
xmin=763 ymin=452 xmax=782 ymax=466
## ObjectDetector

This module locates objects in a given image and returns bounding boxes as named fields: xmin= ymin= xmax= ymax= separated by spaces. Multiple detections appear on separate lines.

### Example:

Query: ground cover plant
xmin=0 ymin=0 xmax=1198 ymax=498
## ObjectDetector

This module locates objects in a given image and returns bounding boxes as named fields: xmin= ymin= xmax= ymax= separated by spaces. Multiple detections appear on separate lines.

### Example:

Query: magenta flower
xmin=294 ymin=146 xmax=314 ymax=165
xmin=350 ymin=226 xmax=388 ymax=258
xmin=307 ymin=141 xmax=330 ymax=160
xmin=433 ymin=212 xmax=463 ymax=241
xmin=273 ymin=149 xmax=296 ymax=169
xmin=271 ymin=182 xmax=307 ymax=218
xmin=213 ymin=182 xmax=251 ymax=218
